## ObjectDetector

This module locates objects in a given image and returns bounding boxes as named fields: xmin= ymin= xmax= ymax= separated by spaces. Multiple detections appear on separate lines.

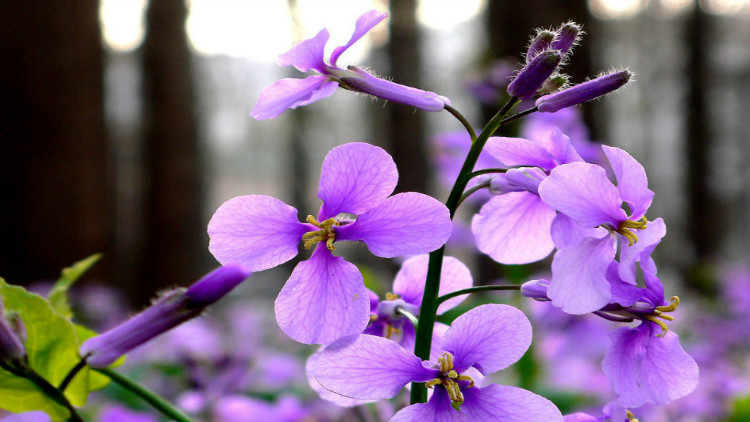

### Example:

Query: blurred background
xmin=1 ymin=0 xmax=749 ymax=421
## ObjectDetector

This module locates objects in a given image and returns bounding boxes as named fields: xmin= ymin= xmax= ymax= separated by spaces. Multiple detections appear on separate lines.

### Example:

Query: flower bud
xmin=507 ymin=50 xmax=563 ymax=100
xmin=551 ymin=22 xmax=582 ymax=55
xmin=538 ymin=74 xmax=569 ymax=95
xmin=0 ymin=297 xmax=26 ymax=362
xmin=340 ymin=66 xmax=450 ymax=112
xmin=521 ymin=279 xmax=551 ymax=302
xmin=505 ymin=167 xmax=547 ymax=196
xmin=536 ymin=70 xmax=632 ymax=113
xmin=80 ymin=265 xmax=250 ymax=368
xmin=525 ymin=30 xmax=555 ymax=63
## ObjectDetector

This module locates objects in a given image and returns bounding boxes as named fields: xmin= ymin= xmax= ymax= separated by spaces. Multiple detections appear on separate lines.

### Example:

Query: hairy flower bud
xmin=80 ymin=265 xmax=250 ymax=368
xmin=538 ymin=74 xmax=569 ymax=95
xmin=551 ymin=22 xmax=582 ymax=55
xmin=536 ymin=70 xmax=632 ymax=113
xmin=525 ymin=30 xmax=555 ymax=63
xmin=507 ymin=50 xmax=563 ymax=100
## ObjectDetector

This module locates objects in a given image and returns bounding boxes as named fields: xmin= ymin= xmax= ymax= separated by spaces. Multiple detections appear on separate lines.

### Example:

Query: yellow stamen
xmin=616 ymin=217 xmax=648 ymax=246
xmin=644 ymin=295 xmax=680 ymax=337
xmin=385 ymin=324 xmax=401 ymax=339
xmin=644 ymin=315 xmax=670 ymax=337
xmin=425 ymin=353 xmax=476 ymax=405
xmin=301 ymin=215 xmax=338 ymax=251
xmin=656 ymin=296 xmax=680 ymax=313
xmin=385 ymin=292 xmax=400 ymax=301
xmin=626 ymin=410 xmax=640 ymax=422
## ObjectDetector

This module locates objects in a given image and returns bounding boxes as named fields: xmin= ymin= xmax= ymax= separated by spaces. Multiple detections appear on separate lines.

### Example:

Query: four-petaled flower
xmin=208 ymin=142 xmax=452 ymax=345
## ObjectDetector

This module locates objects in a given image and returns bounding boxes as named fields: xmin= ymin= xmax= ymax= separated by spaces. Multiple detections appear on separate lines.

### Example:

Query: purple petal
xmin=539 ymin=128 xmax=583 ymax=165
xmin=462 ymin=384 xmax=563 ymax=422
xmin=549 ymin=213 xmax=604 ymax=249
xmin=603 ymin=146 xmax=654 ymax=220
xmin=336 ymin=192 xmax=452 ymax=258
xmin=440 ymin=304 xmax=532 ymax=375
xmin=539 ymin=162 xmax=627 ymax=228
xmin=274 ymin=247 xmax=370 ymax=344
xmin=317 ymin=142 xmax=397 ymax=220
xmin=472 ymin=192 xmax=556 ymax=265
xmin=392 ymin=255 xmax=473 ymax=314
xmin=278 ymin=29 xmax=328 ymax=72
xmin=213 ymin=395 xmax=274 ymax=422
xmin=391 ymin=388 xmax=466 ymax=422
xmin=618 ymin=217 xmax=666 ymax=284
xmin=341 ymin=67 xmax=449 ymax=111
xmin=250 ymin=76 xmax=338 ymax=120
xmin=548 ymin=235 xmax=616 ymax=314
xmin=208 ymin=195 xmax=308 ymax=271
xmin=563 ymin=413 xmax=599 ymax=422
xmin=306 ymin=348 xmax=373 ymax=407
xmin=483 ymin=137 xmax=556 ymax=169
xmin=330 ymin=10 xmax=388 ymax=66
xmin=315 ymin=334 xmax=438 ymax=400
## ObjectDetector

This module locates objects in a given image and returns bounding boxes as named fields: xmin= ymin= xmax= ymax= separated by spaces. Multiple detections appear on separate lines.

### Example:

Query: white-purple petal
xmin=392 ymin=255 xmax=473 ymax=314
xmin=548 ymin=235 xmax=617 ymax=314
xmin=274 ymin=247 xmax=370 ymax=344
xmin=461 ymin=384 xmax=563 ymax=422
xmin=483 ymin=137 xmax=556 ymax=169
xmin=603 ymin=145 xmax=653 ymax=220
xmin=472 ymin=192 xmax=556 ymax=265
xmin=440 ymin=304 xmax=532 ymax=375
xmin=208 ymin=195 xmax=308 ymax=271
xmin=549 ymin=213 xmax=604 ymax=249
xmin=329 ymin=10 xmax=387 ymax=66
xmin=315 ymin=334 xmax=437 ymax=401
xmin=618 ymin=217 xmax=666 ymax=284
xmin=539 ymin=128 xmax=583 ymax=165
xmin=390 ymin=388 xmax=466 ymax=422
xmin=306 ymin=348 xmax=373 ymax=407
xmin=317 ymin=142 xmax=398 ymax=220
xmin=250 ymin=76 xmax=338 ymax=120
xmin=278 ymin=29 xmax=329 ymax=73
xmin=336 ymin=192 xmax=452 ymax=258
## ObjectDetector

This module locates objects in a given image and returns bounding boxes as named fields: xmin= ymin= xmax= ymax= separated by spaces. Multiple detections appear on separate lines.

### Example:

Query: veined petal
xmin=317 ymin=142 xmax=397 ymax=220
xmin=336 ymin=192 xmax=452 ymax=257
xmin=390 ymin=388 xmax=466 ymax=422
xmin=539 ymin=162 xmax=627 ymax=228
xmin=540 ymin=128 xmax=584 ymax=165
xmin=315 ymin=334 xmax=437 ymax=401
xmin=250 ymin=76 xmax=338 ymax=120
xmin=472 ymin=192 xmax=556 ymax=265
xmin=461 ymin=384 xmax=563 ymax=422
xmin=618 ymin=217 xmax=666 ymax=284
xmin=483 ymin=137 xmax=556 ymax=169
xmin=440 ymin=304 xmax=532 ymax=375
xmin=278 ymin=29 xmax=329 ymax=72
xmin=548 ymin=235 xmax=617 ymax=314
xmin=603 ymin=145 xmax=654 ymax=220
xmin=208 ymin=195 xmax=308 ymax=271
xmin=602 ymin=325 xmax=649 ymax=408
xmin=550 ymin=213 xmax=604 ymax=249
xmin=306 ymin=348 xmax=373 ymax=407
xmin=330 ymin=10 xmax=388 ymax=66
xmin=275 ymin=247 xmax=370 ymax=344
xmin=341 ymin=67 xmax=449 ymax=111
xmin=392 ymin=255 xmax=473 ymax=314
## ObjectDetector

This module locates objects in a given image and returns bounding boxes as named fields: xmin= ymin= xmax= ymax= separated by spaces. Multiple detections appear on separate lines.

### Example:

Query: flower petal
xmin=483 ymin=137 xmax=556 ymax=169
xmin=548 ymin=235 xmax=617 ymax=314
xmin=315 ymin=334 xmax=438 ymax=401
xmin=618 ymin=217 xmax=666 ymax=285
xmin=330 ymin=10 xmax=388 ymax=66
xmin=278 ymin=29 xmax=328 ymax=72
xmin=250 ymin=76 xmax=338 ymax=120
xmin=472 ymin=192 xmax=556 ymax=265
xmin=336 ymin=192 xmax=452 ymax=257
xmin=275 ymin=247 xmax=370 ymax=344
xmin=549 ymin=213 xmax=604 ymax=249
xmin=393 ymin=255 xmax=473 ymax=314
xmin=539 ymin=162 xmax=627 ymax=228
xmin=341 ymin=67 xmax=449 ymax=111
xmin=440 ymin=304 xmax=532 ymax=375
xmin=390 ymin=388 xmax=466 ymax=422
xmin=462 ymin=384 xmax=563 ymax=422
xmin=208 ymin=195 xmax=308 ymax=271
xmin=603 ymin=145 xmax=653 ymax=220
xmin=539 ymin=128 xmax=583 ymax=165
xmin=317 ymin=142 xmax=398 ymax=220
xmin=306 ymin=348 xmax=373 ymax=407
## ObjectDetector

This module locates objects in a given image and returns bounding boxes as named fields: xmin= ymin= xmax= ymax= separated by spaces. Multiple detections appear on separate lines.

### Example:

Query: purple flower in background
xmin=99 ymin=405 xmax=158 ymax=422
xmin=472 ymin=128 xmax=584 ymax=264
xmin=538 ymin=145 xmax=664 ymax=314
xmin=315 ymin=304 xmax=562 ymax=422
xmin=520 ymin=107 xmax=603 ymax=165
xmin=251 ymin=10 xmax=449 ymax=119
xmin=208 ymin=142 xmax=452 ymax=344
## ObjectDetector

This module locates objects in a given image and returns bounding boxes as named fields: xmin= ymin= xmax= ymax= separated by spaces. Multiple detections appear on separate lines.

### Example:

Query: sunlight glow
xmin=588 ymin=0 xmax=648 ymax=19
xmin=702 ymin=0 xmax=750 ymax=15
xmin=417 ymin=0 xmax=486 ymax=29
xmin=100 ymin=0 xmax=147 ymax=52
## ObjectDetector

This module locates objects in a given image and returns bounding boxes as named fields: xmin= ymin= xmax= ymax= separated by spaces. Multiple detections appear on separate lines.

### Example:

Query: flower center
xmin=614 ymin=216 xmax=648 ymax=246
xmin=626 ymin=410 xmax=640 ymax=422
xmin=301 ymin=215 xmax=339 ymax=251
xmin=425 ymin=353 xmax=475 ymax=404
xmin=643 ymin=296 xmax=680 ymax=337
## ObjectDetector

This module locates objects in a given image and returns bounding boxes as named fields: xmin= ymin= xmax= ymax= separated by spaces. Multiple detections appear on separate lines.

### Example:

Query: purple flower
xmin=315 ymin=304 xmax=562 ymax=422
xmin=536 ymin=70 xmax=631 ymax=113
xmin=251 ymin=10 xmax=449 ymax=119
xmin=537 ymin=145 xmax=664 ymax=314
xmin=520 ymin=106 xmax=603 ymax=165
xmin=79 ymin=265 xmax=249 ymax=368
xmin=208 ymin=142 xmax=452 ymax=344
xmin=471 ymin=128 xmax=584 ymax=264
xmin=99 ymin=405 xmax=158 ymax=422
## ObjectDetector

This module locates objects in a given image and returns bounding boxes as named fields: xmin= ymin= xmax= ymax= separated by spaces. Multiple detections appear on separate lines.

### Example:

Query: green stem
xmin=96 ymin=368 xmax=196 ymax=422
xmin=467 ymin=168 xmax=509 ymax=180
xmin=499 ymin=106 xmax=538 ymax=126
xmin=396 ymin=306 xmax=419 ymax=328
xmin=457 ymin=180 xmax=491 ymax=208
xmin=436 ymin=284 xmax=521 ymax=306
xmin=444 ymin=104 xmax=477 ymax=143
xmin=410 ymin=97 xmax=519 ymax=404
xmin=58 ymin=358 xmax=87 ymax=393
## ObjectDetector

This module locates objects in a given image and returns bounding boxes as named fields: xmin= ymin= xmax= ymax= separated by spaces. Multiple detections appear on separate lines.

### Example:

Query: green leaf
xmin=0 ymin=278 xmax=91 ymax=421
xmin=48 ymin=254 xmax=101 ymax=319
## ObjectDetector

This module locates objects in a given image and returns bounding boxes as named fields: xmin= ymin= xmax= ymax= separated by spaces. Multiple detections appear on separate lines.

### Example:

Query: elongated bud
xmin=526 ymin=30 xmax=555 ymax=63
xmin=80 ymin=265 xmax=250 ymax=368
xmin=505 ymin=167 xmax=547 ymax=195
xmin=521 ymin=279 xmax=551 ymax=302
xmin=551 ymin=22 xmax=582 ymax=55
xmin=536 ymin=70 xmax=632 ymax=113
xmin=0 ymin=297 xmax=26 ymax=362
xmin=339 ymin=66 xmax=450 ymax=112
xmin=507 ymin=50 xmax=562 ymax=100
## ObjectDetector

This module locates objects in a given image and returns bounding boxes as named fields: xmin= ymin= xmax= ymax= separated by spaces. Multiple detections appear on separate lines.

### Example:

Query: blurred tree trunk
xmin=139 ymin=0 xmax=205 ymax=304
xmin=0 ymin=2 xmax=111 ymax=284
xmin=387 ymin=0 xmax=429 ymax=194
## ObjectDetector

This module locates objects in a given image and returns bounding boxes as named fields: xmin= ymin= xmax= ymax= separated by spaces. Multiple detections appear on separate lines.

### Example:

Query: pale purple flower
xmin=99 ymin=405 xmax=158 ymax=422
xmin=315 ymin=304 xmax=562 ymax=422
xmin=520 ymin=107 xmax=603 ymax=165
xmin=208 ymin=142 xmax=452 ymax=344
xmin=538 ymin=145 xmax=664 ymax=314
xmin=472 ymin=128 xmax=584 ymax=264
xmin=251 ymin=10 xmax=449 ymax=119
